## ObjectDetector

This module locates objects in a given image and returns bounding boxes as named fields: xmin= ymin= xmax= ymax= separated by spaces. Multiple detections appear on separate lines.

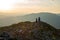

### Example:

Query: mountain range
xmin=0 ymin=12 xmax=60 ymax=29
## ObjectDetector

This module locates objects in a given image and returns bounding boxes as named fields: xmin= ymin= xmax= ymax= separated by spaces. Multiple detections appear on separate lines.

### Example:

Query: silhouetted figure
xmin=38 ymin=17 xmax=41 ymax=26
xmin=36 ymin=17 xmax=41 ymax=23
xmin=36 ymin=18 xmax=37 ymax=23
xmin=35 ymin=17 xmax=41 ymax=27
xmin=38 ymin=17 xmax=40 ymax=23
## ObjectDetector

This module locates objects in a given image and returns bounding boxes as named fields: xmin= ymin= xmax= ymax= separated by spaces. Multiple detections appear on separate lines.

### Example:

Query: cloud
xmin=0 ymin=0 xmax=60 ymax=14
xmin=14 ymin=0 xmax=55 ymax=6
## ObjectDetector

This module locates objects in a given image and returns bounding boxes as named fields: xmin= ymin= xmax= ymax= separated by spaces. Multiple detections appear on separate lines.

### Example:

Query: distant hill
xmin=0 ymin=21 xmax=60 ymax=40
xmin=58 ymin=14 xmax=60 ymax=16
xmin=0 ymin=12 xmax=60 ymax=29
xmin=16 ymin=12 xmax=60 ymax=29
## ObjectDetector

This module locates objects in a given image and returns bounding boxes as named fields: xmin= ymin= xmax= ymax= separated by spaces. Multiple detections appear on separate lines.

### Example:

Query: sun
xmin=0 ymin=0 xmax=28 ymax=10
xmin=0 ymin=4 xmax=12 ymax=10
xmin=0 ymin=0 xmax=16 ymax=10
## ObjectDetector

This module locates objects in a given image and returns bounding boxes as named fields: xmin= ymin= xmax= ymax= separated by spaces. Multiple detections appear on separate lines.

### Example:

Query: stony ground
xmin=0 ymin=21 xmax=60 ymax=40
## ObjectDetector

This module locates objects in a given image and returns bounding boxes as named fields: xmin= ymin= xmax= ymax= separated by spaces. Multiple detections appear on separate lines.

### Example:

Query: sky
xmin=0 ymin=0 xmax=60 ymax=16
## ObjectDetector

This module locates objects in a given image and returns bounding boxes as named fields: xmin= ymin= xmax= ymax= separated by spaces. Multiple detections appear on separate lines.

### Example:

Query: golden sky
xmin=0 ymin=0 xmax=60 ymax=16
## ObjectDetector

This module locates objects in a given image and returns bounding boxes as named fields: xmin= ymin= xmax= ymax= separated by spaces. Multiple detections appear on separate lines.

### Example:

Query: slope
xmin=0 ymin=21 xmax=59 ymax=40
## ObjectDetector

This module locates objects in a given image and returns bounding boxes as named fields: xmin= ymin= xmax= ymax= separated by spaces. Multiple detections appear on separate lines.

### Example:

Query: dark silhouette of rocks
xmin=0 ymin=32 xmax=17 ymax=40
xmin=0 ymin=17 xmax=60 ymax=40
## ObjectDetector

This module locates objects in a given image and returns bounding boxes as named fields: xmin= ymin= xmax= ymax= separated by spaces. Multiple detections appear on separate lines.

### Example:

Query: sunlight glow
xmin=0 ymin=0 xmax=29 ymax=10
xmin=0 ymin=0 xmax=60 ymax=13
xmin=0 ymin=0 xmax=16 ymax=10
